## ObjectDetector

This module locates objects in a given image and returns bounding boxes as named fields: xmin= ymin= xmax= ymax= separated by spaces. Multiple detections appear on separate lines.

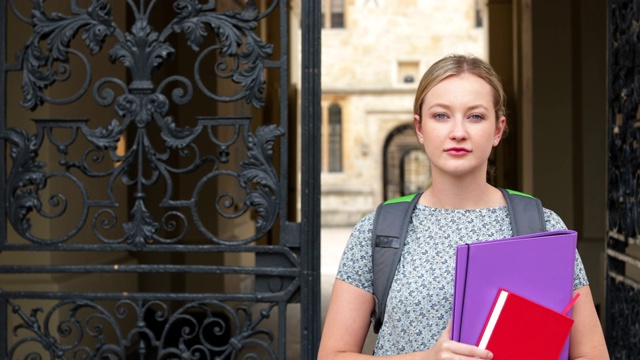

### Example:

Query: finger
xmin=452 ymin=343 xmax=493 ymax=359
xmin=438 ymin=337 xmax=493 ymax=359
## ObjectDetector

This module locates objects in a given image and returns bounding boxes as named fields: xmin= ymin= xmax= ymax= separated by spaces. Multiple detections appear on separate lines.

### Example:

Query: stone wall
xmin=321 ymin=0 xmax=488 ymax=226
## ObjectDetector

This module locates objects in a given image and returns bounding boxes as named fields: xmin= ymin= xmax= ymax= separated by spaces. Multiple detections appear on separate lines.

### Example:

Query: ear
xmin=413 ymin=114 xmax=424 ymax=143
xmin=494 ymin=116 xmax=506 ymax=145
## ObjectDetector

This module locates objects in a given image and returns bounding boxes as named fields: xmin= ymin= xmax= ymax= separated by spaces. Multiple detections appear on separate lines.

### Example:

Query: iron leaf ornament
xmin=6 ymin=0 xmax=281 ymax=246
xmin=20 ymin=0 xmax=115 ymax=110
xmin=4 ymin=128 xmax=46 ymax=237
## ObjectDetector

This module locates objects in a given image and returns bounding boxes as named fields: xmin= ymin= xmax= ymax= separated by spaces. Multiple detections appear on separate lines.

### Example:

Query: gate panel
xmin=0 ymin=1 xmax=320 ymax=359
xmin=607 ymin=0 xmax=640 ymax=358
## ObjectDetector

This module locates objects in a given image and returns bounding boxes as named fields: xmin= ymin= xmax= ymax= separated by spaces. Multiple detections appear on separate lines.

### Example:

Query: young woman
xmin=317 ymin=54 xmax=609 ymax=359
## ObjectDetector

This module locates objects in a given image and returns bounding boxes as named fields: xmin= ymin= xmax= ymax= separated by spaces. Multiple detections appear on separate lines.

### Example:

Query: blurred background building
xmin=320 ymin=0 xmax=487 ymax=225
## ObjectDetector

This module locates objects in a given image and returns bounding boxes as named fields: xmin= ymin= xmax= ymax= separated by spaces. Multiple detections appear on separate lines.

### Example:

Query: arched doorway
xmin=383 ymin=124 xmax=430 ymax=200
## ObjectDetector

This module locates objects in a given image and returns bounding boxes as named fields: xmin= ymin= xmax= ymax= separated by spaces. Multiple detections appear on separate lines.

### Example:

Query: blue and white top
xmin=336 ymin=204 xmax=588 ymax=356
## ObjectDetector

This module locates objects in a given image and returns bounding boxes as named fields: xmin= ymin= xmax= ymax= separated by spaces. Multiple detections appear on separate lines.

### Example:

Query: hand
xmin=424 ymin=321 xmax=493 ymax=359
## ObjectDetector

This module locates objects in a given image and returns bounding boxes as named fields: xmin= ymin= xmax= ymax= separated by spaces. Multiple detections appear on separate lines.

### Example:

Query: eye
xmin=433 ymin=113 xmax=448 ymax=120
xmin=468 ymin=113 xmax=485 ymax=121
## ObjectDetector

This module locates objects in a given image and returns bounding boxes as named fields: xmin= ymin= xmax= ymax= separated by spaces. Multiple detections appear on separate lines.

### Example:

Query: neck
xmin=421 ymin=176 xmax=504 ymax=209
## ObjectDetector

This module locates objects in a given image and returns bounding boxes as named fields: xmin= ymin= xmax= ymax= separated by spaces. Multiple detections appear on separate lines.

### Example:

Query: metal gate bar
xmin=607 ymin=0 xmax=640 ymax=358
xmin=0 ymin=1 xmax=321 ymax=358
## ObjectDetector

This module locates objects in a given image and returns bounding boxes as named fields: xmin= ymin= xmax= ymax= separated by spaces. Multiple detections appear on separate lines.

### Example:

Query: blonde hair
xmin=413 ymin=54 xmax=507 ymax=127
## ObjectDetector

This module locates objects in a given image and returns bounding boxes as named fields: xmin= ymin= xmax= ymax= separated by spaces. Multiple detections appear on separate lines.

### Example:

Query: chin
xmin=434 ymin=165 xmax=487 ymax=179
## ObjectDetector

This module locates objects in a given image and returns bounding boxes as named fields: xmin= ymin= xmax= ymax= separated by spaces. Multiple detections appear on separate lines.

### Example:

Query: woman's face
xmin=413 ymin=73 xmax=506 ymax=181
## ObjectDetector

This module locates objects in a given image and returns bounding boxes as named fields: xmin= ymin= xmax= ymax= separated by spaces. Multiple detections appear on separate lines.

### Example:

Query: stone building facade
xmin=321 ymin=0 xmax=488 ymax=225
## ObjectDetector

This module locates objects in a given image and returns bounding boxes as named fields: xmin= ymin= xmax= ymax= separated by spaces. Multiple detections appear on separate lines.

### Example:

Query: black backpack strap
xmin=499 ymin=188 xmax=547 ymax=235
xmin=371 ymin=192 xmax=422 ymax=334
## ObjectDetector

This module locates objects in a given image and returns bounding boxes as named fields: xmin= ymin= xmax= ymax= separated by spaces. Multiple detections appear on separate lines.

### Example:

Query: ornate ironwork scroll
xmin=607 ymin=0 xmax=640 ymax=357
xmin=0 ymin=0 xmax=321 ymax=359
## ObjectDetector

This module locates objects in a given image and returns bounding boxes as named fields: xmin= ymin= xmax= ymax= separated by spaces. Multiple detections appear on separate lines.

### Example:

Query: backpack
xmin=370 ymin=188 xmax=546 ymax=334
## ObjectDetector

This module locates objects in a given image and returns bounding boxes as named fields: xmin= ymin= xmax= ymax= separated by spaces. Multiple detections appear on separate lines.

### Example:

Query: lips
xmin=444 ymin=147 xmax=471 ymax=155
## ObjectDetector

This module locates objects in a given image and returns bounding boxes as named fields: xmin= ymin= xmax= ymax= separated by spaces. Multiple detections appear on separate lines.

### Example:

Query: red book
xmin=477 ymin=289 xmax=579 ymax=360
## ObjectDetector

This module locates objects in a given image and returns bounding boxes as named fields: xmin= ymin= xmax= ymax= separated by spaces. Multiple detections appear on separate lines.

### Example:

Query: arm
xmin=569 ymin=285 xmax=610 ymax=360
xmin=317 ymin=279 xmax=374 ymax=359
xmin=317 ymin=279 xmax=494 ymax=359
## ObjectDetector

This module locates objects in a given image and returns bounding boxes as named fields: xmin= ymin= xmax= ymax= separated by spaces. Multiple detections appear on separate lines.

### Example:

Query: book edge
xmin=477 ymin=290 xmax=508 ymax=349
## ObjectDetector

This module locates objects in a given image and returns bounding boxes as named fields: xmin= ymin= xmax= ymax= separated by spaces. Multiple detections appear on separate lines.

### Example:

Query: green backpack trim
xmin=504 ymin=188 xmax=535 ymax=199
xmin=383 ymin=193 xmax=418 ymax=204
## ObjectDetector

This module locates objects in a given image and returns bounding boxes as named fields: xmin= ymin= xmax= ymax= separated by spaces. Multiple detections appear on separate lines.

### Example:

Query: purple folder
xmin=452 ymin=230 xmax=577 ymax=360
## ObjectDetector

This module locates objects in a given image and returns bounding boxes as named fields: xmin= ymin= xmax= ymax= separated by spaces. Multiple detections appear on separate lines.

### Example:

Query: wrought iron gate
xmin=607 ymin=0 xmax=640 ymax=358
xmin=0 ymin=0 xmax=321 ymax=359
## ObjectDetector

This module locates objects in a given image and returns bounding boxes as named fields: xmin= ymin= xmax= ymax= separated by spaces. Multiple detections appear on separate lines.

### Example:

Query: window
xmin=322 ymin=0 xmax=345 ymax=29
xmin=328 ymin=104 xmax=343 ymax=172
xmin=475 ymin=0 xmax=484 ymax=28
xmin=397 ymin=61 xmax=419 ymax=85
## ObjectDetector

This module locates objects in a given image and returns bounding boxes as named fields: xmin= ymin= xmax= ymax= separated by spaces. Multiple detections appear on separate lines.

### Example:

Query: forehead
xmin=424 ymin=73 xmax=494 ymax=105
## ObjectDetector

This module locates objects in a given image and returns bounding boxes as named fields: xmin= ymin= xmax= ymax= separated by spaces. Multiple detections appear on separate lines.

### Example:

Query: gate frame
xmin=0 ymin=1 xmax=322 ymax=358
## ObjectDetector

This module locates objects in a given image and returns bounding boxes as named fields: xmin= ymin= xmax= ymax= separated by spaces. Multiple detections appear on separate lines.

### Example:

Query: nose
xmin=449 ymin=118 xmax=468 ymax=141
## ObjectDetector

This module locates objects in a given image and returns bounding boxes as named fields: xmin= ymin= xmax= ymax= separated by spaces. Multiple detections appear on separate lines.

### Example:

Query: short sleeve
xmin=543 ymin=208 xmax=590 ymax=290
xmin=335 ymin=212 xmax=376 ymax=293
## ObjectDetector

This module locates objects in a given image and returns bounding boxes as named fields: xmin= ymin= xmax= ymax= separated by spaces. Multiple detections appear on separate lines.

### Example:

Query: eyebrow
xmin=427 ymin=103 xmax=490 ymax=112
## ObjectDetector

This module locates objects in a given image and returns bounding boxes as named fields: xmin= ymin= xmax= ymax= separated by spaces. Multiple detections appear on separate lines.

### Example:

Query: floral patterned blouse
xmin=336 ymin=204 xmax=588 ymax=356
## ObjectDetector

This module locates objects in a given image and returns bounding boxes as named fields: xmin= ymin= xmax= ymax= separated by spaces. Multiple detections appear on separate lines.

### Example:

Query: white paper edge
xmin=478 ymin=290 xmax=509 ymax=349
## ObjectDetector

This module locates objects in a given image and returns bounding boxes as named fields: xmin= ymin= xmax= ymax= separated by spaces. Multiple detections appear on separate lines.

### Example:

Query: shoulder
xmin=336 ymin=211 xmax=377 ymax=292
xmin=542 ymin=207 xmax=568 ymax=231
xmin=343 ymin=211 xmax=376 ymax=251
xmin=503 ymin=189 xmax=568 ymax=231
xmin=355 ymin=211 xmax=376 ymax=232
